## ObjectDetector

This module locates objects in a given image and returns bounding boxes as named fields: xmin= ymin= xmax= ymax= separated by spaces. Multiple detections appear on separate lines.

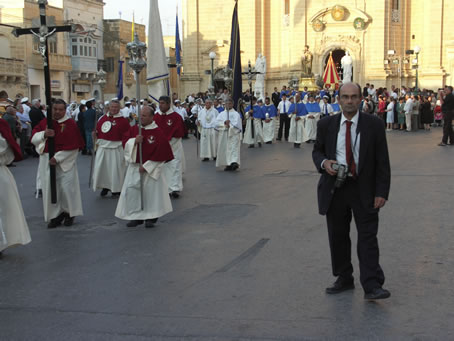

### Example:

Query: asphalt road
xmin=1 ymin=127 xmax=454 ymax=340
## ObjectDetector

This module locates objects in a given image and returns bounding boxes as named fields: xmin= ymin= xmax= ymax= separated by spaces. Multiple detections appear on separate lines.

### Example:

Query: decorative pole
xmin=127 ymin=31 xmax=147 ymax=210
xmin=209 ymin=52 xmax=216 ymax=100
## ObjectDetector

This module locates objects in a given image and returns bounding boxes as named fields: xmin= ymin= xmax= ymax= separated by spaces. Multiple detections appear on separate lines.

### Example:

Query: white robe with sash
xmin=198 ymin=107 xmax=218 ymax=159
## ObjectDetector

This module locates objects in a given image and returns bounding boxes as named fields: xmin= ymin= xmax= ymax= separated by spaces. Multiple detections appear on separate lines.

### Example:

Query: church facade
xmin=181 ymin=0 xmax=454 ymax=96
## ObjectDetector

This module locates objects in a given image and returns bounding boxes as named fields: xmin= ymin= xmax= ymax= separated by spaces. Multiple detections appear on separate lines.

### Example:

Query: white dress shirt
xmin=336 ymin=112 xmax=360 ymax=168
xmin=277 ymin=99 xmax=291 ymax=114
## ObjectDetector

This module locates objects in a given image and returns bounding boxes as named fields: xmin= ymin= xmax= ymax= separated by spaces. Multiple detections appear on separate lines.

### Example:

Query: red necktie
xmin=345 ymin=121 xmax=357 ymax=177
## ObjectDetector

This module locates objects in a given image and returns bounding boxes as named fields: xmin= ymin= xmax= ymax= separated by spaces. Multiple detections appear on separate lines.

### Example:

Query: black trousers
xmin=442 ymin=110 xmax=454 ymax=144
xmin=278 ymin=114 xmax=290 ymax=140
xmin=326 ymin=179 xmax=385 ymax=292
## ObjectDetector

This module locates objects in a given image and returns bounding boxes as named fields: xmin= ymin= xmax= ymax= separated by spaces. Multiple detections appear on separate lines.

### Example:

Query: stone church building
xmin=180 ymin=0 xmax=454 ymax=96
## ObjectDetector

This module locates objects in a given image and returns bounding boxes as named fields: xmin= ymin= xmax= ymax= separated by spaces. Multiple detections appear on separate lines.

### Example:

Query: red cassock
xmin=32 ymin=117 xmax=85 ymax=152
xmin=122 ymin=125 xmax=174 ymax=164
xmin=153 ymin=112 xmax=185 ymax=141
xmin=96 ymin=115 xmax=130 ymax=141
xmin=0 ymin=119 xmax=22 ymax=161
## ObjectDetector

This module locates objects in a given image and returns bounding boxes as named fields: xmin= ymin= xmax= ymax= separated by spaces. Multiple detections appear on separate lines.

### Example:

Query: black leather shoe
xmin=364 ymin=287 xmax=391 ymax=300
xmin=126 ymin=220 xmax=143 ymax=227
xmin=326 ymin=279 xmax=355 ymax=294
xmin=266 ymin=141 xmax=272 ymax=144
xmin=230 ymin=162 xmax=239 ymax=171
xmin=294 ymin=143 xmax=300 ymax=148
xmin=170 ymin=191 xmax=180 ymax=199
xmin=63 ymin=215 xmax=74 ymax=226
xmin=145 ymin=219 xmax=156 ymax=228
xmin=100 ymin=188 xmax=109 ymax=197
xmin=258 ymin=142 xmax=262 ymax=148
xmin=47 ymin=212 xmax=66 ymax=229
xmin=224 ymin=166 xmax=233 ymax=171
xmin=111 ymin=192 xmax=120 ymax=199
xmin=248 ymin=145 xmax=255 ymax=148
xmin=202 ymin=158 xmax=209 ymax=161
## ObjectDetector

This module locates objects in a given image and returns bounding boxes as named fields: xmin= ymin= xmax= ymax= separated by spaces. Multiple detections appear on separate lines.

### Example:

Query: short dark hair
xmin=53 ymin=98 xmax=67 ymax=108
xmin=338 ymin=82 xmax=362 ymax=97
xmin=159 ymin=96 xmax=171 ymax=104
xmin=447 ymin=86 xmax=453 ymax=92
xmin=86 ymin=100 xmax=92 ymax=109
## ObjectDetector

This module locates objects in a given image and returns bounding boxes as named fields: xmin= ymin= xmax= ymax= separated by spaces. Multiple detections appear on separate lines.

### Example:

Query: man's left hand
xmin=139 ymin=166 xmax=146 ymax=174
xmin=374 ymin=197 xmax=387 ymax=209
xmin=49 ymin=157 xmax=57 ymax=166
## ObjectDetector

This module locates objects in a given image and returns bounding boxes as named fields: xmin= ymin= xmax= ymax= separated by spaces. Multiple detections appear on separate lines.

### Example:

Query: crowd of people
xmin=0 ymin=81 xmax=453 ymax=258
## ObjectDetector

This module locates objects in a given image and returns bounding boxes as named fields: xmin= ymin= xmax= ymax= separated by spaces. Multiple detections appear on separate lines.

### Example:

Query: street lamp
xmin=209 ymin=51 xmax=216 ymax=99
xmin=413 ymin=45 xmax=421 ymax=93
xmin=126 ymin=31 xmax=147 ymax=210
xmin=96 ymin=67 xmax=106 ymax=111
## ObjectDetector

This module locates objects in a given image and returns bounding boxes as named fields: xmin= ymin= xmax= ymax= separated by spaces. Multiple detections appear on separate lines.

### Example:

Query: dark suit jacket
xmin=29 ymin=107 xmax=45 ymax=129
xmin=271 ymin=92 xmax=280 ymax=108
xmin=312 ymin=112 xmax=391 ymax=215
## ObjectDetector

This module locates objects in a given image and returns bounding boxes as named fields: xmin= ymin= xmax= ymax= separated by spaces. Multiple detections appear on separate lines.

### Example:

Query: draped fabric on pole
xmin=175 ymin=8 xmax=181 ymax=76
xmin=117 ymin=60 xmax=124 ymax=100
xmin=323 ymin=52 xmax=341 ymax=89
xmin=228 ymin=1 xmax=242 ymax=110
xmin=147 ymin=0 xmax=170 ymax=103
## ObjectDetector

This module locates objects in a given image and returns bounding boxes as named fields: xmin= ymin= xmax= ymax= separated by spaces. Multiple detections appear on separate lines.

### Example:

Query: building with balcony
xmin=103 ymin=19 xmax=147 ymax=101
xmin=0 ymin=0 xmax=72 ymax=102
xmin=64 ymin=0 xmax=105 ymax=102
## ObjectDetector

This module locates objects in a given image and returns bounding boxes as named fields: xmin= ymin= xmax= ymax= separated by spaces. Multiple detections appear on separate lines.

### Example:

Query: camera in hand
xmin=332 ymin=163 xmax=347 ymax=188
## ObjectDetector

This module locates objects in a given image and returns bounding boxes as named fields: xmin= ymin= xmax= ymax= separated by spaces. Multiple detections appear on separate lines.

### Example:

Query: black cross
xmin=241 ymin=60 xmax=262 ymax=139
xmin=12 ymin=0 xmax=74 ymax=204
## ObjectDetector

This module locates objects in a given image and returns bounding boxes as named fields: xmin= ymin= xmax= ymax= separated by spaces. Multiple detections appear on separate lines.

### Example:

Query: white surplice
xmin=262 ymin=117 xmax=276 ymax=143
xmin=243 ymin=117 xmax=264 ymax=145
xmin=31 ymin=118 xmax=83 ymax=222
xmin=0 ymin=135 xmax=31 ymax=252
xmin=215 ymin=109 xmax=242 ymax=167
xmin=92 ymin=136 xmax=126 ymax=193
xmin=115 ymin=122 xmax=173 ymax=221
xmin=198 ymin=107 xmax=218 ymax=159
xmin=302 ymin=112 xmax=321 ymax=142
xmin=288 ymin=114 xmax=305 ymax=144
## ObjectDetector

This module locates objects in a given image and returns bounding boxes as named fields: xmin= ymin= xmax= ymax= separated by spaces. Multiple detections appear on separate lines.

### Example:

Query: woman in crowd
xmin=420 ymin=96 xmax=434 ymax=130
xmin=385 ymin=97 xmax=396 ymax=131
xmin=397 ymin=97 xmax=406 ymax=130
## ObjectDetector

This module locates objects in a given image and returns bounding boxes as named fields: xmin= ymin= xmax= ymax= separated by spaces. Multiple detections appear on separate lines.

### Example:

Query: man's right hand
xmin=44 ymin=129 xmax=55 ymax=138
xmin=135 ymin=135 xmax=143 ymax=144
xmin=323 ymin=160 xmax=338 ymax=176
xmin=224 ymin=120 xmax=230 ymax=128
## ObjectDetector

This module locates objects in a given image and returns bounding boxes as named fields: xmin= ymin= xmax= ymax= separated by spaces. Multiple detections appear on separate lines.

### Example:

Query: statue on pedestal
xmin=254 ymin=53 xmax=266 ymax=101
xmin=301 ymin=45 xmax=313 ymax=77
xmin=299 ymin=45 xmax=318 ymax=91
xmin=341 ymin=51 xmax=353 ymax=83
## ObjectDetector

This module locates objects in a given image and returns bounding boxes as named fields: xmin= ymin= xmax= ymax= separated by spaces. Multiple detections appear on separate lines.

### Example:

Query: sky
xmin=104 ymin=0 xmax=182 ymax=37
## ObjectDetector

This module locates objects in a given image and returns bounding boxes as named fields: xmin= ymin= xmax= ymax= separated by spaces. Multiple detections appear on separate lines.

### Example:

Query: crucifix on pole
xmin=12 ymin=0 xmax=74 ymax=204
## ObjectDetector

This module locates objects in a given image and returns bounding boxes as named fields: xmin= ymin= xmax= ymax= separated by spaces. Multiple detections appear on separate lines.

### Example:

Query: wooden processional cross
xmin=12 ymin=0 xmax=74 ymax=204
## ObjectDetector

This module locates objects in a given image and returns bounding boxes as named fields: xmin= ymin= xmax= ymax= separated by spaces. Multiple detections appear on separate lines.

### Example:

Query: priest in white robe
xmin=303 ymin=95 xmax=322 ymax=143
xmin=0 ymin=119 xmax=31 ymax=256
xmin=216 ymin=98 xmax=242 ymax=171
xmin=262 ymin=97 xmax=277 ymax=144
xmin=288 ymin=93 xmax=308 ymax=148
xmin=197 ymin=98 xmax=218 ymax=161
xmin=31 ymin=99 xmax=85 ymax=228
xmin=115 ymin=106 xmax=174 ymax=228
xmin=92 ymin=100 xmax=130 ymax=198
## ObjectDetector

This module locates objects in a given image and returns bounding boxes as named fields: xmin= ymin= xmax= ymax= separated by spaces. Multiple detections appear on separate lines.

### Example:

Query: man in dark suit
xmin=312 ymin=82 xmax=391 ymax=300
xmin=271 ymin=87 xmax=280 ymax=109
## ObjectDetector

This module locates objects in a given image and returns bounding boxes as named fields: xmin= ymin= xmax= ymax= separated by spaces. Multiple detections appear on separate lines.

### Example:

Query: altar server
xmin=288 ymin=93 xmax=308 ymax=148
xmin=243 ymin=97 xmax=265 ymax=148
xmin=262 ymin=97 xmax=277 ymax=144
xmin=303 ymin=95 xmax=322 ymax=143
xmin=197 ymin=98 xmax=218 ymax=161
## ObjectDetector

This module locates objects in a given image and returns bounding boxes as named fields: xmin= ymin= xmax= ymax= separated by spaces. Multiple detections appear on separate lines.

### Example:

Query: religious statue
xmin=341 ymin=51 xmax=353 ymax=83
xmin=254 ymin=53 xmax=266 ymax=101
xmin=301 ymin=45 xmax=313 ymax=77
